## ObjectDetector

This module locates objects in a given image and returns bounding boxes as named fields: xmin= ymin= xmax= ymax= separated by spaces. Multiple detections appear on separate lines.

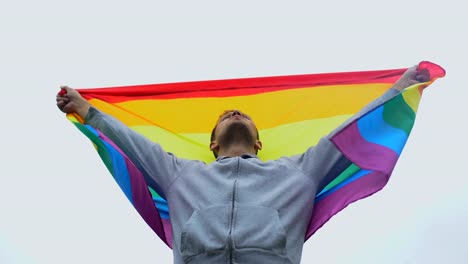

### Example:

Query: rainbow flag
xmin=66 ymin=61 xmax=445 ymax=248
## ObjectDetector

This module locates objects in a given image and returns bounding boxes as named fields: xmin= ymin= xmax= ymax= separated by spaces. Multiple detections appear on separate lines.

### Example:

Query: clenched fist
xmin=56 ymin=86 xmax=91 ymax=119
xmin=392 ymin=65 xmax=431 ymax=91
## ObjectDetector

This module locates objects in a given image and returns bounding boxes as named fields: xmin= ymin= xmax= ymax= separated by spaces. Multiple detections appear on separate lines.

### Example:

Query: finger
xmin=56 ymin=98 xmax=69 ymax=106
xmin=416 ymin=74 xmax=430 ymax=82
xmin=416 ymin=68 xmax=430 ymax=82
xmin=57 ymin=101 xmax=68 ymax=111
xmin=56 ymin=96 xmax=70 ymax=103
xmin=57 ymin=98 xmax=69 ymax=105
xmin=61 ymin=104 xmax=74 ymax=113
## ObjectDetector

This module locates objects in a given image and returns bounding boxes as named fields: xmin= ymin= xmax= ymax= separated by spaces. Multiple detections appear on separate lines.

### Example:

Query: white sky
xmin=1 ymin=0 xmax=467 ymax=263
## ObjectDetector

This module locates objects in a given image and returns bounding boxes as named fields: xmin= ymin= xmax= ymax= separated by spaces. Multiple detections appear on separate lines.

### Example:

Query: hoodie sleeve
xmin=288 ymin=88 xmax=400 ymax=192
xmin=85 ymin=107 xmax=190 ymax=198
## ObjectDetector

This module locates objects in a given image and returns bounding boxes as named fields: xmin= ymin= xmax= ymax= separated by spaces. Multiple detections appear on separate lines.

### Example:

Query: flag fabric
xmin=66 ymin=61 xmax=445 ymax=248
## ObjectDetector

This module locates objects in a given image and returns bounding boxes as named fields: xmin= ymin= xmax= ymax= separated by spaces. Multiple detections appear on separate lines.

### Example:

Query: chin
xmin=219 ymin=122 xmax=256 ymax=147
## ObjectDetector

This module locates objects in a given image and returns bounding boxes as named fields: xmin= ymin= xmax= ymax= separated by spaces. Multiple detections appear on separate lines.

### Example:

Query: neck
xmin=217 ymin=145 xmax=256 ymax=158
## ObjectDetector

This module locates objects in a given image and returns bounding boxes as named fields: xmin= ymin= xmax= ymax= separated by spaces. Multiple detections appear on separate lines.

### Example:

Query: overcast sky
xmin=1 ymin=0 xmax=467 ymax=263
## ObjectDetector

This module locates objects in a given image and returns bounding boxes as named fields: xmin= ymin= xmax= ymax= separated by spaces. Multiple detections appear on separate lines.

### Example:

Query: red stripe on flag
xmin=77 ymin=68 xmax=407 ymax=102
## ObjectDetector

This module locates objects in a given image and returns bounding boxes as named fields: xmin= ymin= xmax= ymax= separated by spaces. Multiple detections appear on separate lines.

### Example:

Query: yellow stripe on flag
xmin=130 ymin=114 xmax=352 ymax=162
xmin=89 ymin=83 xmax=390 ymax=133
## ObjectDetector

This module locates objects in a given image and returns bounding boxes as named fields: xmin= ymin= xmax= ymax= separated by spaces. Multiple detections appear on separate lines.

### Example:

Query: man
xmin=57 ymin=66 xmax=429 ymax=264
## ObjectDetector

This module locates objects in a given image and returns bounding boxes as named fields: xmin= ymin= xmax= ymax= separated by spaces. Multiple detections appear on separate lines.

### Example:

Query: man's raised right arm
xmin=56 ymin=86 xmax=189 ymax=197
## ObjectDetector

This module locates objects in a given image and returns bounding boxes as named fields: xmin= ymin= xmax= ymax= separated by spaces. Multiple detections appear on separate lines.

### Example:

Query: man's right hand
xmin=56 ymin=86 xmax=91 ymax=119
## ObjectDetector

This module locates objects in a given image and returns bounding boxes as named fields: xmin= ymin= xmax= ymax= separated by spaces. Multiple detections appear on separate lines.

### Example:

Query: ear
xmin=255 ymin=140 xmax=262 ymax=152
xmin=210 ymin=141 xmax=219 ymax=152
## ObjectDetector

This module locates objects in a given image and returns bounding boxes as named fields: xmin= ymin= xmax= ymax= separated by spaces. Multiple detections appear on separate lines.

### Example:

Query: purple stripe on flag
xmin=305 ymin=170 xmax=389 ymax=239
xmin=162 ymin=218 xmax=173 ymax=247
xmin=98 ymin=132 xmax=170 ymax=247
xmin=126 ymin=158 xmax=170 ymax=247
xmin=331 ymin=122 xmax=398 ymax=175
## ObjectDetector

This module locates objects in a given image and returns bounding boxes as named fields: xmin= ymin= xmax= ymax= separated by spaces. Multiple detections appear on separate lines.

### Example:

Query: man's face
xmin=210 ymin=110 xmax=261 ymax=156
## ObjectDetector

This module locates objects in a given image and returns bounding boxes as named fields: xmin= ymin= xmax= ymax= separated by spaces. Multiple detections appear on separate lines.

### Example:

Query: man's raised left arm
xmin=288 ymin=65 xmax=430 ymax=191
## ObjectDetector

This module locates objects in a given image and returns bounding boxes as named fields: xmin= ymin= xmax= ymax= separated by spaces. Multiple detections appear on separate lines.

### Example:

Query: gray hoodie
xmin=85 ymin=88 xmax=399 ymax=264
